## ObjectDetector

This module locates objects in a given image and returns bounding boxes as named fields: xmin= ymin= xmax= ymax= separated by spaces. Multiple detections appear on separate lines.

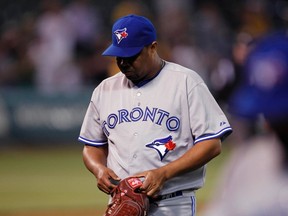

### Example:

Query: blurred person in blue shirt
xmin=202 ymin=31 xmax=288 ymax=216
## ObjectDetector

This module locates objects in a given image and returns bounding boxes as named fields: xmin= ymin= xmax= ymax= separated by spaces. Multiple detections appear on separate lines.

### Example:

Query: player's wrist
xmin=159 ymin=165 xmax=173 ymax=181
xmin=91 ymin=164 xmax=107 ymax=178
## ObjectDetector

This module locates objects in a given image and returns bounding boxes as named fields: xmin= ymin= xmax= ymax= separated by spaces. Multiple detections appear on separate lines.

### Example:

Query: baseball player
xmin=78 ymin=14 xmax=232 ymax=216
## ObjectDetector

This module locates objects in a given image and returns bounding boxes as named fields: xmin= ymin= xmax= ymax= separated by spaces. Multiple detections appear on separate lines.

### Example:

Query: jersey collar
xmin=135 ymin=60 xmax=166 ymax=87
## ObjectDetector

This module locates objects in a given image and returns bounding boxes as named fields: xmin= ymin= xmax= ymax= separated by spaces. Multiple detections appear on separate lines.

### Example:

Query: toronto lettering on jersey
xmin=102 ymin=106 xmax=180 ymax=136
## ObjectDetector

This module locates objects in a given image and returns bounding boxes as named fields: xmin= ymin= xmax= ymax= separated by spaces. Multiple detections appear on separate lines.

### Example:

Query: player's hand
xmin=95 ymin=165 xmax=121 ymax=194
xmin=133 ymin=168 xmax=167 ymax=197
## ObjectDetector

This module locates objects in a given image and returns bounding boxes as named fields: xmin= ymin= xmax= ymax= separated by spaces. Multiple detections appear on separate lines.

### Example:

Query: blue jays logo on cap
xmin=102 ymin=14 xmax=156 ymax=57
xmin=146 ymin=135 xmax=176 ymax=161
xmin=114 ymin=28 xmax=128 ymax=44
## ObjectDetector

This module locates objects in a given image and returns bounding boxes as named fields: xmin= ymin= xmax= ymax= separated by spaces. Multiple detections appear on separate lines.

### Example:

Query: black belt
xmin=151 ymin=190 xmax=183 ymax=202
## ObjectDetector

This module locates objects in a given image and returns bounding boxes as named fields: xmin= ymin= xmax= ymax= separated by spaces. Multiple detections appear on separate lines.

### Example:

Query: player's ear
xmin=149 ymin=41 xmax=158 ymax=53
xmin=151 ymin=41 xmax=157 ymax=49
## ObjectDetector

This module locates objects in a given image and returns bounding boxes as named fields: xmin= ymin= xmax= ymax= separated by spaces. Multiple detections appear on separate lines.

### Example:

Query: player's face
xmin=116 ymin=42 xmax=157 ymax=84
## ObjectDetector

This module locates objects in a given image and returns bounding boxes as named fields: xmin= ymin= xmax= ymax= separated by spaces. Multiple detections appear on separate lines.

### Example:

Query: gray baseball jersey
xmin=78 ymin=61 xmax=232 ymax=195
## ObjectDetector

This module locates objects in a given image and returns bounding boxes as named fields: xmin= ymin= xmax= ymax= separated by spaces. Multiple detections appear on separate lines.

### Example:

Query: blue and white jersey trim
xmin=78 ymin=136 xmax=108 ymax=146
xmin=191 ymin=196 xmax=196 ymax=216
xmin=194 ymin=127 xmax=232 ymax=144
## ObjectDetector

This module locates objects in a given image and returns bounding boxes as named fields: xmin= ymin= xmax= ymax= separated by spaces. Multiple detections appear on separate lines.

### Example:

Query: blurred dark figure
xmin=28 ymin=0 xmax=83 ymax=93
xmin=64 ymin=0 xmax=109 ymax=85
xmin=191 ymin=1 xmax=233 ymax=96
xmin=202 ymin=30 xmax=288 ymax=216
xmin=0 ymin=18 xmax=35 ymax=87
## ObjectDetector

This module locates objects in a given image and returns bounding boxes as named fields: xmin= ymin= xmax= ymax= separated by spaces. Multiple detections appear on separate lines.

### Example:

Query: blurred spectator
xmin=64 ymin=0 xmax=109 ymax=85
xmin=239 ymin=0 xmax=273 ymax=39
xmin=222 ymin=32 xmax=256 ymax=144
xmin=0 ymin=18 xmax=35 ymax=87
xmin=211 ymin=31 xmax=254 ymax=108
xmin=64 ymin=0 xmax=102 ymax=46
xmin=28 ymin=0 xmax=82 ymax=93
xmin=0 ymin=0 xmax=286 ymax=98
xmin=110 ymin=0 xmax=151 ymax=23
xmin=153 ymin=0 xmax=204 ymax=71
xmin=153 ymin=0 xmax=192 ymax=46
xmin=201 ymin=30 xmax=288 ymax=216
xmin=171 ymin=42 xmax=206 ymax=77
xmin=190 ymin=1 xmax=233 ymax=97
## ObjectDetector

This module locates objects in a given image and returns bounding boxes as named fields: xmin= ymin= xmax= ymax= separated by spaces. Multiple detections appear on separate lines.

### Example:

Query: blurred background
xmin=1 ymin=0 xmax=288 ymax=215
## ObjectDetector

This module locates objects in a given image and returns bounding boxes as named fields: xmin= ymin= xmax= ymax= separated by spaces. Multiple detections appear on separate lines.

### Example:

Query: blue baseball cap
xmin=229 ymin=31 xmax=288 ymax=121
xmin=102 ymin=14 xmax=156 ymax=57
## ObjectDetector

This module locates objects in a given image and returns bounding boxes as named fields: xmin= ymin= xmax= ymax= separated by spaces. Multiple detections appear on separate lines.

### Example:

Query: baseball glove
xmin=104 ymin=177 xmax=149 ymax=216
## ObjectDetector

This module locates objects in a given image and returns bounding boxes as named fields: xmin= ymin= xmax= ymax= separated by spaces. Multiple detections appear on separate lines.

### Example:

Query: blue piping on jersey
xmin=191 ymin=195 xmax=196 ymax=216
xmin=194 ymin=127 xmax=232 ymax=144
xmin=78 ymin=136 xmax=108 ymax=146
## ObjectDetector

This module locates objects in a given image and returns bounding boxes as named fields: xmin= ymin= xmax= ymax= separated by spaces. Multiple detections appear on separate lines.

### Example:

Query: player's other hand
xmin=133 ymin=168 xmax=167 ymax=198
xmin=95 ymin=165 xmax=121 ymax=194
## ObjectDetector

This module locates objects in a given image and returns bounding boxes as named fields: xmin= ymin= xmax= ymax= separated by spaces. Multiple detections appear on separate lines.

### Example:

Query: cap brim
xmin=102 ymin=44 xmax=143 ymax=57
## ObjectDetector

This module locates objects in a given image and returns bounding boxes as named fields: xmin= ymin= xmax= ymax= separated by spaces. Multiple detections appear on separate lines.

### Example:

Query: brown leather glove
xmin=104 ymin=177 xmax=149 ymax=216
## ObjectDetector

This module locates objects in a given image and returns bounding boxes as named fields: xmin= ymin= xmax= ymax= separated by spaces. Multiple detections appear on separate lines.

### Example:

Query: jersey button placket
xmin=136 ymin=91 xmax=141 ymax=106
xmin=131 ymin=132 xmax=139 ymax=161
xmin=129 ymin=90 xmax=141 ymax=166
